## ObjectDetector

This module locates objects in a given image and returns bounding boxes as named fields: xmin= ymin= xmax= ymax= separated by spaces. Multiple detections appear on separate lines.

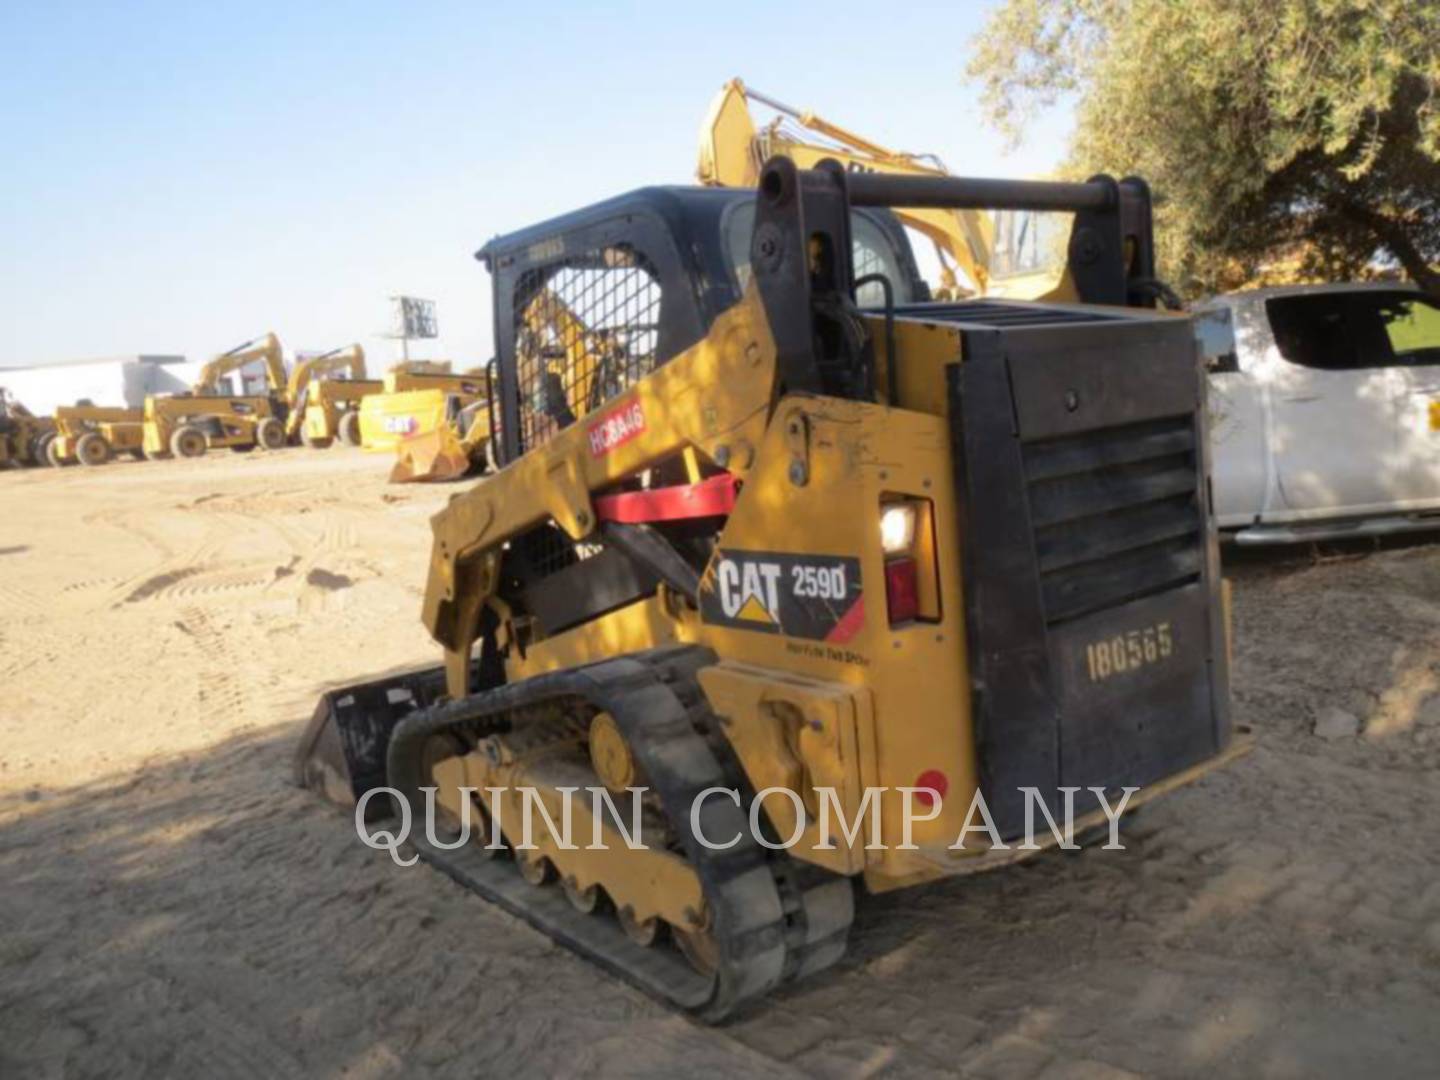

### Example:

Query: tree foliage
xmin=967 ymin=0 xmax=1440 ymax=297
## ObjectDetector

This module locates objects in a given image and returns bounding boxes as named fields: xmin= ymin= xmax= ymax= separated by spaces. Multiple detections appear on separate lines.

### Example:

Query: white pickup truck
xmin=1196 ymin=283 xmax=1440 ymax=544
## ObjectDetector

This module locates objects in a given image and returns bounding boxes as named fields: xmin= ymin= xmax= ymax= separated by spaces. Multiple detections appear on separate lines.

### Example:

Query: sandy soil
xmin=2 ymin=449 xmax=1438 ymax=1079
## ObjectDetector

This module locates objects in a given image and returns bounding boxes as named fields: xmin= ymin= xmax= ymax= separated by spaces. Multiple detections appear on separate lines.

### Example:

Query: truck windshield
xmin=1267 ymin=290 xmax=1440 ymax=370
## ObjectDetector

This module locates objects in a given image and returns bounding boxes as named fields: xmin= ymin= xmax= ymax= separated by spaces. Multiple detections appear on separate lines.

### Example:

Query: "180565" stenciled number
xmin=1084 ymin=621 xmax=1174 ymax=682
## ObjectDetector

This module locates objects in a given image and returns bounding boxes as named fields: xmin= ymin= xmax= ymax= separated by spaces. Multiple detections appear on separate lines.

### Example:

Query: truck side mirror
xmin=1195 ymin=308 xmax=1240 ymax=374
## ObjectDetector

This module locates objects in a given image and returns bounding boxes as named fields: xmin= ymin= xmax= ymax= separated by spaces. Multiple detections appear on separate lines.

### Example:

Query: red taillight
xmin=885 ymin=557 xmax=919 ymax=625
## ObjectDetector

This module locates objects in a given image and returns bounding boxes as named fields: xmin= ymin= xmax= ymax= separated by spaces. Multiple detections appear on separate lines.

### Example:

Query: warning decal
xmin=587 ymin=398 xmax=646 ymax=457
xmin=700 ymin=549 xmax=864 ymax=642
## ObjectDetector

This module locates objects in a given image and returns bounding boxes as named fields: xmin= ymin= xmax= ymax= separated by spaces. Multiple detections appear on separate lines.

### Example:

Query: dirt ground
xmin=2 ymin=449 xmax=1438 ymax=1079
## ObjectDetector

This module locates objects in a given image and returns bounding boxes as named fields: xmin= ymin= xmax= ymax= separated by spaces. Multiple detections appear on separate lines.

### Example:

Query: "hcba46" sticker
xmin=700 ymin=549 xmax=864 ymax=643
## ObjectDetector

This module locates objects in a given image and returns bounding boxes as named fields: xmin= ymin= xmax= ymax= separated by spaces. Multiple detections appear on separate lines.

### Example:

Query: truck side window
xmin=512 ymin=244 xmax=662 ymax=450
xmin=1379 ymin=295 xmax=1440 ymax=366
xmin=1268 ymin=291 xmax=1440 ymax=371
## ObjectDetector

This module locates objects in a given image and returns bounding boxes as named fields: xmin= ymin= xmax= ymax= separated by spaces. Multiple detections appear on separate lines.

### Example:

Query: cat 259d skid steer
xmin=297 ymin=159 xmax=1248 ymax=1020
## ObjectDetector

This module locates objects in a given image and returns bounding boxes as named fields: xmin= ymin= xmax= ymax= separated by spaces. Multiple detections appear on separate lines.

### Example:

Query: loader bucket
xmin=390 ymin=426 xmax=471 ymax=483
xmin=294 ymin=664 xmax=456 ymax=819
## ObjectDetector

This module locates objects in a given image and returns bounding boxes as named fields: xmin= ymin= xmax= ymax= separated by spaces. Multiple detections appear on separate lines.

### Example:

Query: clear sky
xmin=0 ymin=1 xmax=1072 ymax=370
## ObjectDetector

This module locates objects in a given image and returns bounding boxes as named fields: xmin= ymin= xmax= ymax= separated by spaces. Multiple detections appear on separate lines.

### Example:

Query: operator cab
xmin=477 ymin=186 xmax=927 ymax=467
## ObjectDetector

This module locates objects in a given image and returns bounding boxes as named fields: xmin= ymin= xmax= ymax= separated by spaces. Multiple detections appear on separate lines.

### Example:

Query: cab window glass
xmin=723 ymin=202 xmax=915 ymax=306
xmin=1267 ymin=291 xmax=1440 ymax=370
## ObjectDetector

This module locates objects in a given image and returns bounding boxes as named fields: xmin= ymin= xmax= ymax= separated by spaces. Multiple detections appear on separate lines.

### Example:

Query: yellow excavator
xmin=46 ymin=403 xmax=145 ymax=466
xmin=698 ymin=78 xmax=1068 ymax=300
xmin=0 ymin=389 xmax=54 ymax=468
xmin=286 ymin=344 xmax=380 ymax=448
xmin=142 ymin=333 xmax=290 ymax=459
xmin=297 ymin=159 xmax=1246 ymax=1019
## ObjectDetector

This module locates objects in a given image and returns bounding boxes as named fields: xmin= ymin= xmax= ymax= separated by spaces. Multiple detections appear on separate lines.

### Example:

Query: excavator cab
xmin=297 ymin=160 xmax=1242 ymax=1020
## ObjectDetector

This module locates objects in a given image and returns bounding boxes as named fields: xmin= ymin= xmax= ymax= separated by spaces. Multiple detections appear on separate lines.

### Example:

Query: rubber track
xmin=386 ymin=644 xmax=854 ymax=1021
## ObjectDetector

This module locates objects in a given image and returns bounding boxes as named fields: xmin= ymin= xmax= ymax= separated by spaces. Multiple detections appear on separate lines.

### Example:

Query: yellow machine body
xmin=298 ymin=162 xmax=1242 ymax=1020
xmin=0 ymin=391 xmax=54 ymax=467
xmin=357 ymin=372 xmax=486 ymax=453
xmin=389 ymin=395 xmax=492 ymax=483
xmin=141 ymin=332 xmax=290 ymax=459
xmin=48 ymin=404 xmax=144 ymax=466
xmin=286 ymin=344 xmax=378 ymax=447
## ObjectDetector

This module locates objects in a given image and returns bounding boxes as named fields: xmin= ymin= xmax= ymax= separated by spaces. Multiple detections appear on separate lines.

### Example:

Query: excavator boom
xmin=195 ymin=332 xmax=287 ymax=396
xmin=698 ymin=78 xmax=993 ymax=296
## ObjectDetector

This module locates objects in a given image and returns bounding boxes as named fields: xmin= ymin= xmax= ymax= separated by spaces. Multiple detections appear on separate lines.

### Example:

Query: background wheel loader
xmin=284 ymin=344 xmax=380 ymax=448
xmin=388 ymin=390 xmax=494 ymax=483
xmin=46 ymin=403 xmax=145 ymax=467
xmin=0 ymin=388 xmax=55 ymax=467
xmin=356 ymin=365 xmax=488 ymax=455
xmin=297 ymin=161 xmax=1247 ymax=1020
xmin=141 ymin=333 xmax=290 ymax=460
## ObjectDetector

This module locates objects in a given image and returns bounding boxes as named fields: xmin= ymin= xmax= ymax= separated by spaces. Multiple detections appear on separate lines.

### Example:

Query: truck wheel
xmin=42 ymin=434 xmax=66 ymax=467
xmin=256 ymin=417 xmax=286 ymax=450
xmin=170 ymin=426 xmax=207 ymax=458
xmin=300 ymin=428 xmax=333 ymax=449
xmin=76 ymin=432 xmax=112 ymax=467
xmin=27 ymin=433 xmax=52 ymax=466
xmin=337 ymin=411 xmax=361 ymax=447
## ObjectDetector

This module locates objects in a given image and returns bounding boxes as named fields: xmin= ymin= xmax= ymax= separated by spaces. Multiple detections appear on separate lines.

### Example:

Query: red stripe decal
xmin=825 ymin=595 xmax=866 ymax=644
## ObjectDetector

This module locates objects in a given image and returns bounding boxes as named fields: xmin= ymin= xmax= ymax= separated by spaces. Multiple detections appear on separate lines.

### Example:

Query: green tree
xmin=967 ymin=0 xmax=1440 ymax=298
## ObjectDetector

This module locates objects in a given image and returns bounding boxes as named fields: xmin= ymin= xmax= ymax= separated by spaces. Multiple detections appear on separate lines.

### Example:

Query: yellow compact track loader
xmin=142 ymin=333 xmax=289 ymax=459
xmin=0 ymin=389 xmax=54 ymax=467
xmin=286 ymin=344 xmax=380 ymax=448
xmin=297 ymin=161 xmax=1246 ymax=1019
xmin=46 ymin=403 xmax=144 ymax=466
xmin=356 ymin=367 xmax=487 ymax=454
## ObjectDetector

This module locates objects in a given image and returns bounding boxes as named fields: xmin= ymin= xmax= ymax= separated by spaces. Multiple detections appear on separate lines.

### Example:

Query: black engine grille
xmin=1022 ymin=414 xmax=1203 ymax=625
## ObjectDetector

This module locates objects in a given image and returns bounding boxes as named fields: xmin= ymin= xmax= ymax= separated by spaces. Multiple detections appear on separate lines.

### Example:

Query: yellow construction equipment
xmin=390 ymin=394 xmax=493 ymax=483
xmin=298 ymin=161 xmax=1245 ymax=1019
xmin=46 ymin=403 xmax=144 ymax=466
xmin=142 ymin=333 xmax=289 ymax=459
xmin=356 ymin=365 xmax=487 ymax=454
xmin=286 ymin=344 xmax=380 ymax=448
xmin=699 ymin=78 xmax=993 ymax=298
xmin=0 ymin=389 xmax=54 ymax=468
xmin=699 ymin=78 xmax=1069 ymax=301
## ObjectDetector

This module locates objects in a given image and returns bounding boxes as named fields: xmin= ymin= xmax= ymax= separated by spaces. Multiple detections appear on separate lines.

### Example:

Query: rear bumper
xmin=869 ymin=731 xmax=1255 ymax=890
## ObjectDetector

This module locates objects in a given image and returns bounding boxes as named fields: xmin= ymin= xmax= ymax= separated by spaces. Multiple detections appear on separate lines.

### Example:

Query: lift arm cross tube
xmin=843 ymin=171 xmax=1115 ymax=213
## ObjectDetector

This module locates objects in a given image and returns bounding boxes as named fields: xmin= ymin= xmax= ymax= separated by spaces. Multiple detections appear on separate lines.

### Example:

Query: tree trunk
xmin=1336 ymin=200 xmax=1440 ymax=298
